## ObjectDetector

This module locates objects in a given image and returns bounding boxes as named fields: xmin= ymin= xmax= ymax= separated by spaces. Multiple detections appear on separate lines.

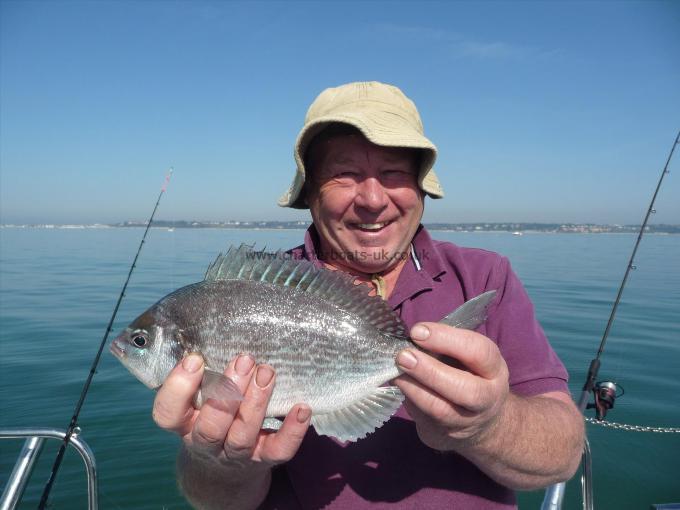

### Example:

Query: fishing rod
xmin=577 ymin=130 xmax=679 ymax=418
xmin=37 ymin=168 xmax=173 ymax=510
xmin=541 ymin=132 xmax=679 ymax=510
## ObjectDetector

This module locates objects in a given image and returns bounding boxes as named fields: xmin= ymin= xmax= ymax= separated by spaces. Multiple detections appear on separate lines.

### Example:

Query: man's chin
xmin=342 ymin=248 xmax=407 ymax=274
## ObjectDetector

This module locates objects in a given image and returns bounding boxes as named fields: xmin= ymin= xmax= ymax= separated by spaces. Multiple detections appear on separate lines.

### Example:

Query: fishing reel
xmin=587 ymin=380 xmax=625 ymax=421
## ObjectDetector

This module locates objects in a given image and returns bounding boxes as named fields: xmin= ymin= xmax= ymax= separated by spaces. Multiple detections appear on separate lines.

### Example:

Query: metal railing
xmin=0 ymin=428 xmax=98 ymax=510
xmin=541 ymin=437 xmax=593 ymax=510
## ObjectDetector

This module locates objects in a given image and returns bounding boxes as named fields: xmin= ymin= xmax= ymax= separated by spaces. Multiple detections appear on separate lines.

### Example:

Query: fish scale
xmin=111 ymin=244 xmax=496 ymax=442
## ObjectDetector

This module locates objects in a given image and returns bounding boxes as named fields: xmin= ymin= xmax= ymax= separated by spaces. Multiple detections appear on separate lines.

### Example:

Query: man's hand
xmin=394 ymin=323 xmax=509 ymax=451
xmin=395 ymin=322 xmax=584 ymax=490
xmin=152 ymin=353 xmax=311 ymax=509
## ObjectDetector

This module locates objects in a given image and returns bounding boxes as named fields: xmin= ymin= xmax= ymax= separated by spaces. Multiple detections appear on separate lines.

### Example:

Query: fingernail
xmin=411 ymin=324 xmax=430 ymax=341
xmin=255 ymin=366 xmax=274 ymax=388
xmin=297 ymin=406 xmax=311 ymax=423
xmin=183 ymin=353 xmax=203 ymax=373
xmin=235 ymin=354 xmax=255 ymax=376
xmin=398 ymin=350 xmax=418 ymax=369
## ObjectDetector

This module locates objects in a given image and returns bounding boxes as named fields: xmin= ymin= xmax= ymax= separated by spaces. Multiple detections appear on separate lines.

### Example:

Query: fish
xmin=110 ymin=244 xmax=496 ymax=442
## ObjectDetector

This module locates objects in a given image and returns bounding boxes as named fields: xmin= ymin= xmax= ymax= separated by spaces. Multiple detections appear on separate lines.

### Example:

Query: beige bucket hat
xmin=278 ymin=81 xmax=444 ymax=209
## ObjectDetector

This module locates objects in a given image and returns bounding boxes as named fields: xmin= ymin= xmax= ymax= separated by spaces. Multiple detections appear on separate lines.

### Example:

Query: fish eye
xmin=130 ymin=330 xmax=148 ymax=348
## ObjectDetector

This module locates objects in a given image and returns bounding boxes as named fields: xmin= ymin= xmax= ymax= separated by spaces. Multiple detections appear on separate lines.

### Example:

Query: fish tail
xmin=439 ymin=290 xmax=497 ymax=330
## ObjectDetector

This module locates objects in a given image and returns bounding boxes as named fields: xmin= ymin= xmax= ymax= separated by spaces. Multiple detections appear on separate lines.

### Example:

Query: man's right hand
xmin=152 ymin=352 xmax=311 ymax=470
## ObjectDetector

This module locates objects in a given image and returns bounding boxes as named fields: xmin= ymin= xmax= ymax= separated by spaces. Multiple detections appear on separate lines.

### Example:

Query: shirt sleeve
xmin=483 ymin=256 xmax=570 ymax=397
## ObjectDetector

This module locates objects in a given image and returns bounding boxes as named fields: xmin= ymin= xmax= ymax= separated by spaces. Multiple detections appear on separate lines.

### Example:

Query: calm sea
xmin=1 ymin=227 xmax=678 ymax=509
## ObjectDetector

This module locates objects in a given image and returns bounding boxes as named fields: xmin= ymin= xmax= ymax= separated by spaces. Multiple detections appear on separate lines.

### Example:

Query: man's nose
xmin=355 ymin=177 xmax=389 ymax=211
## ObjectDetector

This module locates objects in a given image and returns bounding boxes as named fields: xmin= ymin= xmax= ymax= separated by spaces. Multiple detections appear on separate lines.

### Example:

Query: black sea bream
xmin=110 ymin=245 xmax=496 ymax=442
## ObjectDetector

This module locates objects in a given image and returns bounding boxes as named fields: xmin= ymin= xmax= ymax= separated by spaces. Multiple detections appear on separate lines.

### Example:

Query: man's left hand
xmin=394 ymin=322 xmax=510 ymax=451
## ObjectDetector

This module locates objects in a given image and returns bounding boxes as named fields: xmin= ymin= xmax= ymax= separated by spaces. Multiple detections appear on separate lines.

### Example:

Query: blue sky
xmin=1 ymin=0 xmax=678 ymax=225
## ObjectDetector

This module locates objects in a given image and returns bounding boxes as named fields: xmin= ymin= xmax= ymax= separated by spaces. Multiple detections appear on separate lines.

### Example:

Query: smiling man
xmin=152 ymin=81 xmax=584 ymax=509
xmin=301 ymin=123 xmax=425 ymax=297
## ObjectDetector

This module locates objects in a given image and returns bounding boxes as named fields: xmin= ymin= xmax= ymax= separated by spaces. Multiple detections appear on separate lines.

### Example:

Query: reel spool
xmin=588 ymin=381 xmax=625 ymax=421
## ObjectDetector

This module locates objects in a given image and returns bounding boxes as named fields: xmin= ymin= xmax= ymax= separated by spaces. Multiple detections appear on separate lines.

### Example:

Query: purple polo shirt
xmin=261 ymin=225 xmax=569 ymax=510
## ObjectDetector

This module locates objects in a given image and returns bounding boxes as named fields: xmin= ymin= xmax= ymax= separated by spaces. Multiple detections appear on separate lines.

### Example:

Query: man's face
xmin=306 ymin=134 xmax=424 ymax=274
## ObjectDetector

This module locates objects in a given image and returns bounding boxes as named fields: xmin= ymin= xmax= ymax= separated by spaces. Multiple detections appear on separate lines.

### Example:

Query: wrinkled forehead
xmin=307 ymin=133 xmax=420 ymax=178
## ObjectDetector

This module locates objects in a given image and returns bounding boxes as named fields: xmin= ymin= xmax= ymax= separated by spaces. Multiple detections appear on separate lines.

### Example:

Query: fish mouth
xmin=109 ymin=341 xmax=126 ymax=359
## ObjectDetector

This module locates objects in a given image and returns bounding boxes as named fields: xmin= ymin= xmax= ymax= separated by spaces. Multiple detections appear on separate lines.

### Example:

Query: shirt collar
xmin=388 ymin=225 xmax=447 ymax=309
xmin=302 ymin=225 xmax=324 ymax=268
xmin=302 ymin=224 xmax=448 ymax=309
xmin=410 ymin=225 xmax=448 ymax=281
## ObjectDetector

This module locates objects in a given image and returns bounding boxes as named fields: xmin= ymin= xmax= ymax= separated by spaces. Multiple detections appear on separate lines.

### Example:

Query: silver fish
xmin=110 ymin=245 xmax=496 ymax=442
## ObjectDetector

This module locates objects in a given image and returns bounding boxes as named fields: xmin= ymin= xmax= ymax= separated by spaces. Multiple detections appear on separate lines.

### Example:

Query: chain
xmin=585 ymin=417 xmax=680 ymax=433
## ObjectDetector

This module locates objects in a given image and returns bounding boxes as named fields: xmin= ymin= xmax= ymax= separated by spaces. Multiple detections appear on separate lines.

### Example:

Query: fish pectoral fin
xmin=261 ymin=417 xmax=284 ymax=431
xmin=195 ymin=368 xmax=244 ymax=408
xmin=311 ymin=386 xmax=404 ymax=443
xmin=440 ymin=290 xmax=497 ymax=330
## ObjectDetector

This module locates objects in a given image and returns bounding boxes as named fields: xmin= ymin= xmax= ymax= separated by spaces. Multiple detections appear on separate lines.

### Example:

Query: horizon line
xmin=2 ymin=220 xmax=679 ymax=228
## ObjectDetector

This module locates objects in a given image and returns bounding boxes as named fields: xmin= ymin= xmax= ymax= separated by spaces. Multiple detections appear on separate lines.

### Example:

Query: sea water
xmin=0 ymin=227 xmax=678 ymax=509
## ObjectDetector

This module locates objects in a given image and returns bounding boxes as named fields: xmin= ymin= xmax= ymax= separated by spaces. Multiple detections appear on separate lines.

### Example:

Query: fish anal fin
xmin=440 ymin=290 xmax=497 ymax=330
xmin=310 ymin=386 xmax=404 ymax=442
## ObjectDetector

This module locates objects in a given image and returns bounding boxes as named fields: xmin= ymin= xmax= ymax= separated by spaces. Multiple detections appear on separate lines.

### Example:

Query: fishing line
xmin=576 ymin=130 xmax=679 ymax=415
xmin=37 ymin=168 xmax=173 ymax=510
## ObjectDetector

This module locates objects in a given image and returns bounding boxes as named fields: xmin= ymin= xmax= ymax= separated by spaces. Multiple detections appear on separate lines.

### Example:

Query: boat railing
xmin=0 ymin=427 xmax=98 ymax=510
xmin=541 ymin=437 xmax=593 ymax=510
xmin=2 ymin=424 xmax=589 ymax=510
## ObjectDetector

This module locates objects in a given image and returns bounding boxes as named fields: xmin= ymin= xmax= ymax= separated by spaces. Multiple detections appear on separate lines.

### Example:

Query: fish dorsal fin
xmin=440 ymin=290 xmax=497 ymax=330
xmin=311 ymin=386 xmax=404 ymax=442
xmin=205 ymin=244 xmax=267 ymax=281
xmin=205 ymin=245 xmax=407 ymax=338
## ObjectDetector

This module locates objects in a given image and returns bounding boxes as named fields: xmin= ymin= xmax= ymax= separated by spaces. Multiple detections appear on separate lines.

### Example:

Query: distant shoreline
xmin=2 ymin=221 xmax=679 ymax=234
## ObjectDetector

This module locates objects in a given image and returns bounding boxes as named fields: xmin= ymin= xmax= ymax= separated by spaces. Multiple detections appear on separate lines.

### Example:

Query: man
xmin=152 ymin=81 xmax=584 ymax=509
